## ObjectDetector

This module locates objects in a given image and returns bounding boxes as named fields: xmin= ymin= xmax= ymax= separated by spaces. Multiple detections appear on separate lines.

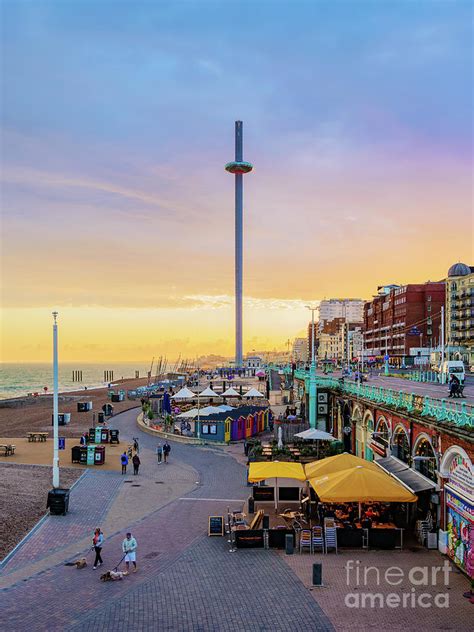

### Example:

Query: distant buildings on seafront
xmin=296 ymin=262 xmax=473 ymax=368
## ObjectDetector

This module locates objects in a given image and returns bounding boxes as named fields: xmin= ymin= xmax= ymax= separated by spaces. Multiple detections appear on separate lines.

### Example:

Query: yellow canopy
xmin=248 ymin=461 xmax=306 ymax=482
xmin=309 ymin=465 xmax=417 ymax=503
xmin=304 ymin=453 xmax=380 ymax=479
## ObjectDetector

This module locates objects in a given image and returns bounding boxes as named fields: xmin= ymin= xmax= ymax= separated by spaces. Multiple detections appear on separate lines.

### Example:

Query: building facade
xmin=445 ymin=262 xmax=474 ymax=366
xmin=317 ymin=298 xmax=365 ymax=330
xmin=292 ymin=337 xmax=308 ymax=363
xmin=363 ymin=282 xmax=445 ymax=364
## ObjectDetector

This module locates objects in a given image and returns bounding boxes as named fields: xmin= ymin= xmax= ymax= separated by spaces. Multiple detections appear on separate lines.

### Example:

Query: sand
xmin=0 ymin=376 xmax=146 ymax=438
xmin=0 ymin=463 xmax=82 ymax=559
xmin=0 ymin=437 xmax=131 ymax=471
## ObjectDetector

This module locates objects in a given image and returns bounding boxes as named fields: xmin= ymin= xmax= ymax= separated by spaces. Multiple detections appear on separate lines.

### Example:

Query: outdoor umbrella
xmin=309 ymin=465 xmax=418 ymax=503
xmin=248 ymin=461 xmax=306 ymax=511
xmin=243 ymin=387 xmax=265 ymax=398
xmin=221 ymin=387 xmax=240 ymax=397
xmin=304 ymin=452 xmax=380 ymax=479
xmin=199 ymin=387 xmax=220 ymax=398
xmin=171 ymin=387 xmax=196 ymax=400
xmin=295 ymin=429 xmax=337 ymax=441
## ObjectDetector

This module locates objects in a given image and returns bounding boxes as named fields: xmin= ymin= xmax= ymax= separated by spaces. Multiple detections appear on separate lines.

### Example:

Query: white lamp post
xmin=306 ymin=305 xmax=318 ymax=429
xmin=52 ymin=311 xmax=60 ymax=488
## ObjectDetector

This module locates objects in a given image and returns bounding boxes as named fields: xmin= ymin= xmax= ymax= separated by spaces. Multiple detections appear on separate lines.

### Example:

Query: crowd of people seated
xmin=315 ymin=502 xmax=395 ymax=529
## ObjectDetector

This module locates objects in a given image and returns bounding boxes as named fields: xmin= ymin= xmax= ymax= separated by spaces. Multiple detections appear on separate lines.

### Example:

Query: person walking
xmin=92 ymin=527 xmax=104 ymax=569
xmin=132 ymin=453 xmax=141 ymax=475
xmin=120 ymin=451 xmax=128 ymax=475
xmin=122 ymin=532 xmax=137 ymax=573
xmin=156 ymin=443 xmax=163 ymax=464
xmin=163 ymin=441 xmax=171 ymax=464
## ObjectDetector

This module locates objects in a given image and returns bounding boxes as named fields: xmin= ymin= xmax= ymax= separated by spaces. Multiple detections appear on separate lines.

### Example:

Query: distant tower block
xmin=225 ymin=121 xmax=253 ymax=368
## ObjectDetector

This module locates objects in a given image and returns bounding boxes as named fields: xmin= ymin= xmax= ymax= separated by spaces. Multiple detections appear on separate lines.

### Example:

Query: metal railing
xmin=293 ymin=368 xmax=473 ymax=429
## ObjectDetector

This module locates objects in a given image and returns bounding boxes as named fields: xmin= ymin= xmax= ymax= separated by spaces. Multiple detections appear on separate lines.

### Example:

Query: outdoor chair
xmin=324 ymin=526 xmax=338 ymax=553
xmin=299 ymin=529 xmax=312 ymax=554
xmin=311 ymin=526 xmax=325 ymax=554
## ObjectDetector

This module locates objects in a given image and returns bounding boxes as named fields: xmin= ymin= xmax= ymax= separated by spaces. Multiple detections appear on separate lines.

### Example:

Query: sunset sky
xmin=1 ymin=1 xmax=472 ymax=362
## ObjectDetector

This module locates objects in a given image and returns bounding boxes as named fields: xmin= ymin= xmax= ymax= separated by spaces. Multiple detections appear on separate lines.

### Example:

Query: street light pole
xmin=306 ymin=305 xmax=318 ymax=429
xmin=52 ymin=312 xmax=60 ymax=488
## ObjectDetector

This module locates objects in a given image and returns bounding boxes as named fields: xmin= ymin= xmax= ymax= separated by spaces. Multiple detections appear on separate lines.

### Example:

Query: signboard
xmin=58 ymin=437 xmax=65 ymax=450
xmin=448 ymin=455 xmax=474 ymax=503
xmin=208 ymin=516 xmax=224 ymax=536
xmin=252 ymin=486 xmax=275 ymax=501
xmin=384 ymin=354 xmax=390 ymax=361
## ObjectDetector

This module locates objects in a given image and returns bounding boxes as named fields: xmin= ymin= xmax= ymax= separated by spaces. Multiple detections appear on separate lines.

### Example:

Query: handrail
xmin=293 ymin=368 xmax=473 ymax=429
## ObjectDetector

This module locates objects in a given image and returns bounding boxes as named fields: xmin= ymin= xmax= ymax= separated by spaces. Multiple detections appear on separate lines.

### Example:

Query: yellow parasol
xmin=309 ymin=465 xmax=418 ymax=503
xmin=304 ymin=452 xmax=380 ymax=479
xmin=248 ymin=461 xmax=306 ymax=511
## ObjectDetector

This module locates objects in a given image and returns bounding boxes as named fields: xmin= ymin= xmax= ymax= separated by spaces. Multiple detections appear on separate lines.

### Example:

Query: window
xmin=202 ymin=424 xmax=209 ymax=434
xmin=427 ymin=295 xmax=432 ymax=302
xmin=427 ymin=305 xmax=431 ymax=313
xmin=210 ymin=424 xmax=217 ymax=435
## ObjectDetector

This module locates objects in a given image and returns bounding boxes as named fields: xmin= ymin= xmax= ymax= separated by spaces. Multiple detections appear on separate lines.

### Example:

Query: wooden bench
xmin=27 ymin=432 xmax=49 ymax=442
xmin=0 ymin=444 xmax=16 ymax=456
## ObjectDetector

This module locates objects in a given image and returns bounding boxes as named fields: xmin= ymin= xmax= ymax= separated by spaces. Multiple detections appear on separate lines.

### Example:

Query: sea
xmin=0 ymin=363 xmax=151 ymax=400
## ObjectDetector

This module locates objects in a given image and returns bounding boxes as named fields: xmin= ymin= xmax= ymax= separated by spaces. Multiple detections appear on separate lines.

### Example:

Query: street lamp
xmin=306 ymin=305 xmax=318 ymax=429
xmin=52 ymin=311 xmax=60 ymax=488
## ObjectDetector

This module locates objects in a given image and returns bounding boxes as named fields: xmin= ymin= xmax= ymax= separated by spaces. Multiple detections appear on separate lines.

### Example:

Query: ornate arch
xmin=362 ymin=409 xmax=374 ymax=430
xmin=439 ymin=445 xmax=471 ymax=478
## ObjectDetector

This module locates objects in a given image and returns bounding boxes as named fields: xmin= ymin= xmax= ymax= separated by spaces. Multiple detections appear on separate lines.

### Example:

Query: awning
xmin=375 ymin=457 xmax=436 ymax=493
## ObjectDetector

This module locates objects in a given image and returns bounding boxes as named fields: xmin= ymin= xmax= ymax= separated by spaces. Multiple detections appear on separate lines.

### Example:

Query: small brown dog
xmin=75 ymin=558 xmax=87 ymax=568
xmin=100 ymin=570 xmax=129 ymax=582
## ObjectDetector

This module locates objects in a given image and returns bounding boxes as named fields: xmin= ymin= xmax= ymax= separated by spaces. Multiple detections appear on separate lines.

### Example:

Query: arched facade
xmin=412 ymin=433 xmax=438 ymax=482
xmin=392 ymin=424 xmax=410 ymax=463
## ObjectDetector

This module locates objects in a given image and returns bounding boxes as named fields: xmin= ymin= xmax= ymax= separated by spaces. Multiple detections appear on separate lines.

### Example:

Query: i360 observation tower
xmin=225 ymin=121 xmax=253 ymax=369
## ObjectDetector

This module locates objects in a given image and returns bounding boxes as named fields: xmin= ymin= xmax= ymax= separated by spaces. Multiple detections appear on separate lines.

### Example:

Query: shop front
xmin=439 ymin=448 xmax=473 ymax=578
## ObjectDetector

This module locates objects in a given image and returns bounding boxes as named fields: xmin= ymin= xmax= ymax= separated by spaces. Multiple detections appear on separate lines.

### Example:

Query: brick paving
xmin=283 ymin=547 xmax=473 ymax=631
xmin=1 ymin=406 xmax=470 ymax=631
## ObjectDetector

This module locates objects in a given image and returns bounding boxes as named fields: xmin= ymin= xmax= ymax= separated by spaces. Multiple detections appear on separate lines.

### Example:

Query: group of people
xmin=120 ymin=439 xmax=171 ymax=474
xmin=155 ymin=441 xmax=171 ymax=464
xmin=448 ymin=373 xmax=464 ymax=398
xmin=317 ymin=502 xmax=394 ymax=529
xmin=91 ymin=528 xmax=138 ymax=573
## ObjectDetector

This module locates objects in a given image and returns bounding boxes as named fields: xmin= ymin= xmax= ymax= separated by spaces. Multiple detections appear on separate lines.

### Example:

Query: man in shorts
xmin=122 ymin=532 xmax=138 ymax=573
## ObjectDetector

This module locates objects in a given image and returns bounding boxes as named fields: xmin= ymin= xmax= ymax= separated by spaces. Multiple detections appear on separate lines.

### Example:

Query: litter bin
xmin=88 ymin=428 xmax=96 ymax=442
xmin=47 ymin=488 xmax=70 ymax=515
xmin=79 ymin=446 xmax=88 ymax=464
xmin=97 ymin=412 xmax=105 ymax=423
xmin=71 ymin=446 xmax=81 ymax=463
xmin=100 ymin=428 xmax=109 ymax=443
xmin=94 ymin=445 xmax=105 ymax=465
xmin=94 ymin=427 xmax=102 ymax=444
xmin=109 ymin=429 xmax=120 ymax=444
xmin=87 ymin=445 xmax=96 ymax=465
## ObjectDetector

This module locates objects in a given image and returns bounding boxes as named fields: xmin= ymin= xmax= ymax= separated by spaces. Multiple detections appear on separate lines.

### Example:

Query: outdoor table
xmin=27 ymin=432 xmax=48 ymax=442
xmin=0 ymin=444 xmax=16 ymax=456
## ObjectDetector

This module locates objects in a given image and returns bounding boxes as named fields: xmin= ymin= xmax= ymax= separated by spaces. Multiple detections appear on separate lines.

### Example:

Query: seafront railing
xmin=293 ymin=369 xmax=473 ymax=429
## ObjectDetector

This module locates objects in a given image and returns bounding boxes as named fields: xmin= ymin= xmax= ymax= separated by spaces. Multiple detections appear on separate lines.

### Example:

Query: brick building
xmin=363 ymin=281 xmax=445 ymax=364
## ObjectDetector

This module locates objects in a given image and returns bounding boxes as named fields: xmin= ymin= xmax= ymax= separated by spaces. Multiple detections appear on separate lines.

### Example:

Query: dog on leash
xmin=100 ymin=570 xmax=129 ymax=582
xmin=75 ymin=558 xmax=88 ymax=569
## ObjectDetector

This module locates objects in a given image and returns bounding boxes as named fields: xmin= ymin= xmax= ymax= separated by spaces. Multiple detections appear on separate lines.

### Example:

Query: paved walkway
xmin=1 ymin=407 xmax=334 ymax=631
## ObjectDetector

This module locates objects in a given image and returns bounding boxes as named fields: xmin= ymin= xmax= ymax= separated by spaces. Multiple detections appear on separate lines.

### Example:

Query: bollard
xmin=248 ymin=496 xmax=255 ymax=514
xmin=312 ymin=562 xmax=323 ymax=587
xmin=285 ymin=533 xmax=294 ymax=555
xmin=262 ymin=515 xmax=270 ymax=529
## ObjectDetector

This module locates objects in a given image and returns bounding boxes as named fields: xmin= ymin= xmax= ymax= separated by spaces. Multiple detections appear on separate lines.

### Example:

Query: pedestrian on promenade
xmin=92 ymin=527 xmax=104 ymax=569
xmin=122 ymin=532 xmax=137 ymax=573
xmin=163 ymin=441 xmax=171 ymax=464
xmin=132 ymin=453 xmax=141 ymax=475
xmin=156 ymin=443 xmax=163 ymax=464
xmin=120 ymin=451 xmax=128 ymax=475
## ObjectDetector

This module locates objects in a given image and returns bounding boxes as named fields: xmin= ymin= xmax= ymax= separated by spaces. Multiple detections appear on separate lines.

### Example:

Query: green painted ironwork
xmin=292 ymin=367 xmax=473 ymax=429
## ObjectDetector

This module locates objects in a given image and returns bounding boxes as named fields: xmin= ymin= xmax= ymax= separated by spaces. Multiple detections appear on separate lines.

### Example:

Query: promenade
xmin=0 ymin=408 xmax=333 ymax=631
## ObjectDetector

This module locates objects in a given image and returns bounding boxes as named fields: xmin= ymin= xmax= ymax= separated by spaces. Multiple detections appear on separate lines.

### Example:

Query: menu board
xmin=252 ymin=486 xmax=275 ymax=501
xmin=208 ymin=516 xmax=224 ymax=536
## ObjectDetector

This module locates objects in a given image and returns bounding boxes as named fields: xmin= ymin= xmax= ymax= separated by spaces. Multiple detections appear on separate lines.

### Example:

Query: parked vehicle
xmin=437 ymin=360 xmax=465 ymax=383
